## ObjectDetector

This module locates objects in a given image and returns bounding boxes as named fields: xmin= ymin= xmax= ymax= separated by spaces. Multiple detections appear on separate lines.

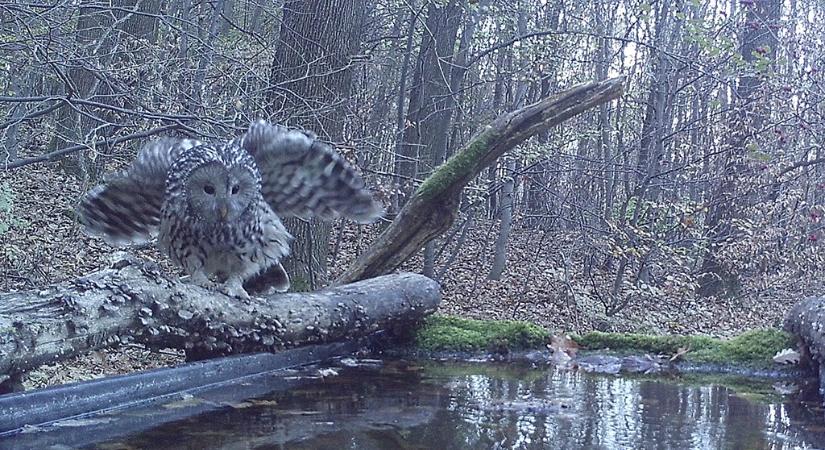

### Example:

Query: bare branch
xmin=1 ymin=124 xmax=180 ymax=170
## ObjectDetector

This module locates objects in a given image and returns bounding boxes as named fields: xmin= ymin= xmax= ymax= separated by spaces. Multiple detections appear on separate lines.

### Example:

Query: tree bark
xmin=269 ymin=0 xmax=367 ymax=290
xmin=337 ymin=76 xmax=626 ymax=284
xmin=697 ymin=0 xmax=781 ymax=297
xmin=391 ymin=5 xmax=420 ymax=214
xmin=190 ymin=0 xmax=227 ymax=111
xmin=398 ymin=0 xmax=463 ymax=204
xmin=488 ymin=157 xmax=515 ymax=280
xmin=0 ymin=257 xmax=440 ymax=381
xmin=784 ymin=297 xmax=825 ymax=391
xmin=51 ymin=0 xmax=163 ymax=180
xmin=488 ymin=4 xmax=527 ymax=281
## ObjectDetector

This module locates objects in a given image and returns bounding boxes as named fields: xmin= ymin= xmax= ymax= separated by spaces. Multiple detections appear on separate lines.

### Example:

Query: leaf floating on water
xmin=317 ymin=368 xmax=339 ymax=378
xmin=20 ymin=424 xmax=44 ymax=434
xmin=163 ymin=393 xmax=211 ymax=409
xmin=338 ymin=357 xmax=358 ymax=367
xmin=548 ymin=334 xmax=579 ymax=367
xmin=551 ymin=350 xmax=572 ymax=366
xmin=622 ymin=355 xmax=662 ymax=374
xmin=248 ymin=399 xmax=279 ymax=407
xmin=53 ymin=417 xmax=116 ymax=427
xmin=576 ymin=355 xmax=622 ymax=374
xmin=772 ymin=348 xmax=800 ymax=365
xmin=227 ymin=401 xmax=255 ymax=409
xmin=226 ymin=399 xmax=279 ymax=409
xmin=280 ymin=409 xmax=323 ymax=416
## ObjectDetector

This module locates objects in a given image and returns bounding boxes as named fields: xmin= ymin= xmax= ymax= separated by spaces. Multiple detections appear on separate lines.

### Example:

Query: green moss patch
xmin=575 ymin=329 xmax=793 ymax=365
xmin=415 ymin=315 xmax=549 ymax=352
xmin=416 ymin=129 xmax=495 ymax=201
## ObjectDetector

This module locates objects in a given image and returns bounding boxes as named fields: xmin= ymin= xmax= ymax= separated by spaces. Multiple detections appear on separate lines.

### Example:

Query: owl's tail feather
xmin=76 ymin=176 xmax=163 ymax=246
xmin=244 ymin=262 xmax=290 ymax=295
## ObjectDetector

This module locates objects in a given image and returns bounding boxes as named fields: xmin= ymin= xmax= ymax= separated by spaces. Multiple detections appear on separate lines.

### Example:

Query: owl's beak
xmin=219 ymin=206 xmax=229 ymax=220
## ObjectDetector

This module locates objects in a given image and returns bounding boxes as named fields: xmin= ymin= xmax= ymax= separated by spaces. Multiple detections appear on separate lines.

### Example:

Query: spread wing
xmin=76 ymin=138 xmax=201 ymax=245
xmin=241 ymin=120 xmax=384 ymax=223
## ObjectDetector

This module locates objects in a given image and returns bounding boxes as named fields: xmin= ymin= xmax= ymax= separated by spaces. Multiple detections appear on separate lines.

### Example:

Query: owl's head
xmin=185 ymin=160 xmax=257 ymax=224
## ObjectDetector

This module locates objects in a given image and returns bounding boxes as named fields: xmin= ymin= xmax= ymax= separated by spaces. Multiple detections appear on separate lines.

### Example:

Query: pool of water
xmin=74 ymin=359 xmax=825 ymax=449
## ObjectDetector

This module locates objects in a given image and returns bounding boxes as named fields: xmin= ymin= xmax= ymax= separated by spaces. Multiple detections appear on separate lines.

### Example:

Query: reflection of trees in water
xmin=403 ymin=366 xmax=822 ymax=449
xmin=776 ymin=379 xmax=825 ymax=447
xmin=36 ymin=363 xmax=825 ymax=449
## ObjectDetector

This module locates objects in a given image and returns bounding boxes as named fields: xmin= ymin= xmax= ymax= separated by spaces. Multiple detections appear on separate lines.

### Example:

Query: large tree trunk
xmin=269 ymin=0 xmax=367 ymax=290
xmin=51 ymin=0 xmax=162 ymax=180
xmin=337 ymin=76 xmax=626 ymax=283
xmin=0 ymin=256 xmax=440 ymax=387
xmin=697 ymin=0 xmax=781 ymax=297
xmin=398 ymin=0 xmax=463 ymax=208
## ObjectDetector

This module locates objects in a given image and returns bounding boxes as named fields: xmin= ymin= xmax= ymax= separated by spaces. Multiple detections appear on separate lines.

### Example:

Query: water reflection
xmin=90 ymin=361 xmax=824 ymax=449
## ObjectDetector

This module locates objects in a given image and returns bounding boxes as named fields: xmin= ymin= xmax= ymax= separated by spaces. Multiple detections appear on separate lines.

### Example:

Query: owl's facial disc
xmin=187 ymin=163 xmax=255 ymax=224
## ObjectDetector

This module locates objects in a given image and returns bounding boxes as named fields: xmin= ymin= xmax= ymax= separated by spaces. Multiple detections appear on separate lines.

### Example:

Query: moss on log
xmin=576 ymin=329 xmax=793 ymax=366
xmin=337 ymin=76 xmax=626 ymax=284
xmin=0 ymin=256 xmax=441 ymax=383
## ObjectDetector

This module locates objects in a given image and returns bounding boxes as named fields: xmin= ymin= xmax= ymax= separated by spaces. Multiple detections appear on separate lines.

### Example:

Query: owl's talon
xmin=221 ymin=278 xmax=251 ymax=301
xmin=187 ymin=272 xmax=217 ymax=290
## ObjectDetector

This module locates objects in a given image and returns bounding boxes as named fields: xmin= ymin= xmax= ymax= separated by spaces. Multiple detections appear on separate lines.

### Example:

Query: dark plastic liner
xmin=0 ymin=335 xmax=377 ymax=442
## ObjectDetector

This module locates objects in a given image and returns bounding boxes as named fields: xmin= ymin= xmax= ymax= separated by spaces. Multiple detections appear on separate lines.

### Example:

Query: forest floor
xmin=3 ymin=164 xmax=824 ymax=389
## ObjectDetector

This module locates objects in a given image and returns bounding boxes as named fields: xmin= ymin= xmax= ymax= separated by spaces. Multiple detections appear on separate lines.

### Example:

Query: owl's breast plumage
xmin=158 ymin=190 xmax=290 ymax=281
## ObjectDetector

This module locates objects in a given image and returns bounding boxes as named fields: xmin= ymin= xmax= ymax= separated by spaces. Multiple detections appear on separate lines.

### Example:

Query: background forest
xmin=1 ymin=0 xmax=823 ymax=341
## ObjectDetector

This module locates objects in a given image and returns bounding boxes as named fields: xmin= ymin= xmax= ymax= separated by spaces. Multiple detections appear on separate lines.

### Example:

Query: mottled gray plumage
xmin=77 ymin=120 xmax=383 ymax=299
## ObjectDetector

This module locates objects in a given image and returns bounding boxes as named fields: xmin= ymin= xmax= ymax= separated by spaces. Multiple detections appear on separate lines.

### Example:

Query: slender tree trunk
xmin=366 ymin=12 xmax=406 ymax=139
xmin=698 ymin=0 xmax=781 ymax=297
xmin=51 ymin=0 xmax=162 ymax=180
xmin=596 ymin=2 xmax=615 ymax=222
xmin=398 ymin=0 xmax=463 ymax=278
xmin=191 ymin=0 xmax=227 ymax=110
xmin=488 ymin=3 xmax=527 ymax=280
xmin=489 ymin=157 xmax=515 ymax=280
xmin=391 ymin=5 xmax=419 ymax=215
xmin=3 ymin=58 xmax=30 ymax=162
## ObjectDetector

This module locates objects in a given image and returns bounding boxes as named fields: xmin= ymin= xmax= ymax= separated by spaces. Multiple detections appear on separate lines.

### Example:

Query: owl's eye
xmin=231 ymin=185 xmax=240 ymax=195
xmin=203 ymin=185 xmax=216 ymax=195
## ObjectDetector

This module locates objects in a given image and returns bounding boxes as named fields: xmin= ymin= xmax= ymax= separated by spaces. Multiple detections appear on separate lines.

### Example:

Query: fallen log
xmin=0 ymin=255 xmax=440 ymax=385
xmin=337 ymin=76 xmax=626 ymax=283
xmin=784 ymin=297 xmax=825 ymax=393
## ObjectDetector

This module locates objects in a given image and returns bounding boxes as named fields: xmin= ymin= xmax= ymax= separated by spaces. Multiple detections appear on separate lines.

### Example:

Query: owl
xmin=77 ymin=120 xmax=383 ymax=299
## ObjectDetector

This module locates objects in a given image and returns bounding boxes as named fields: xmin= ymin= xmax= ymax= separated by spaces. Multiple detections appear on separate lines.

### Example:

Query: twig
xmin=1 ymin=124 xmax=181 ymax=170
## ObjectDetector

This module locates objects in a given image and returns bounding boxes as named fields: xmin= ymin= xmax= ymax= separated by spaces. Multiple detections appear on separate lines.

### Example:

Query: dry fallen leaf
xmin=163 ymin=393 xmax=212 ymax=409
xmin=549 ymin=335 xmax=579 ymax=358
xmin=53 ymin=417 xmax=116 ymax=427
xmin=669 ymin=346 xmax=690 ymax=362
